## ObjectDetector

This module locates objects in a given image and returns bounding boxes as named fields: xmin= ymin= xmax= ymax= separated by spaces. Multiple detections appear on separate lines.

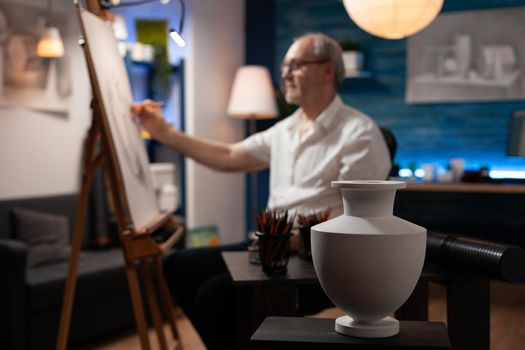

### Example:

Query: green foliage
xmin=151 ymin=44 xmax=171 ymax=102
xmin=338 ymin=37 xmax=362 ymax=51
xmin=135 ymin=19 xmax=171 ymax=101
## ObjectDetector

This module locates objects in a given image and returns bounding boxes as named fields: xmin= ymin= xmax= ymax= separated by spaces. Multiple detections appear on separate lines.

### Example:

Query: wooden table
xmin=222 ymin=251 xmax=489 ymax=350
xmin=222 ymin=252 xmax=318 ymax=350
xmin=251 ymin=317 xmax=450 ymax=349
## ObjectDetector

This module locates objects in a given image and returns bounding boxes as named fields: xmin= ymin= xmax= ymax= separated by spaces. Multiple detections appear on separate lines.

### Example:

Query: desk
xmin=396 ymin=183 xmax=525 ymax=248
xmin=404 ymin=182 xmax=525 ymax=193
xmin=397 ymin=264 xmax=489 ymax=350
xmin=222 ymin=252 xmax=318 ymax=350
xmin=223 ymin=251 xmax=489 ymax=350
xmin=251 ymin=317 xmax=450 ymax=350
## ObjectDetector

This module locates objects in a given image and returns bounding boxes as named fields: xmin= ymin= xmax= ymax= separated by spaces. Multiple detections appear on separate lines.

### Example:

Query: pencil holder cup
xmin=256 ymin=232 xmax=292 ymax=273
xmin=297 ymin=208 xmax=332 ymax=261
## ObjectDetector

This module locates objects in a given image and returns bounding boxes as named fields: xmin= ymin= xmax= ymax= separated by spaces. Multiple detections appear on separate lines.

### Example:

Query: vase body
xmin=311 ymin=180 xmax=426 ymax=338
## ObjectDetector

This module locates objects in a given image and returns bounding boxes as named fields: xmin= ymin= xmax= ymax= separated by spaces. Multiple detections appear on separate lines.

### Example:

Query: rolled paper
xmin=427 ymin=231 xmax=525 ymax=282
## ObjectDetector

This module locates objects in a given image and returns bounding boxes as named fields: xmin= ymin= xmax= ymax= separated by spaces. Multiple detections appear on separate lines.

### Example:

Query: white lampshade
xmin=36 ymin=26 xmax=64 ymax=58
xmin=227 ymin=66 xmax=278 ymax=119
xmin=342 ymin=0 xmax=444 ymax=39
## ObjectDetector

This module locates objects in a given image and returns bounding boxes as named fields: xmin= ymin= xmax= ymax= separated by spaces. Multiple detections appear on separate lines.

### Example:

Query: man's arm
xmin=131 ymin=100 xmax=268 ymax=172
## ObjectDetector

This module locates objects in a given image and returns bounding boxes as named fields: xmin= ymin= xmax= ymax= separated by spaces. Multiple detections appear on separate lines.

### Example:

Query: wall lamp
xmin=37 ymin=0 xmax=65 ymax=58
xmin=99 ymin=0 xmax=186 ymax=47
xmin=169 ymin=0 xmax=185 ymax=47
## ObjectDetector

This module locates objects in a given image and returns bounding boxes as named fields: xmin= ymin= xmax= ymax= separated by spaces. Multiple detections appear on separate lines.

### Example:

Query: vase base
xmin=335 ymin=315 xmax=399 ymax=338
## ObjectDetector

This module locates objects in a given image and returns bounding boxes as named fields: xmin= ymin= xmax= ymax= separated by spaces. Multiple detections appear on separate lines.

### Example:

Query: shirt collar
xmin=287 ymin=94 xmax=343 ymax=132
xmin=314 ymin=94 xmax=343 ymax=131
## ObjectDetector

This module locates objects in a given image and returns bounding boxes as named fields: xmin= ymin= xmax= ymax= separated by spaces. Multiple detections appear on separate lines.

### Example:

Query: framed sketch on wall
xmin=0 ymin=2 xmax=71 ymax=113
xmin=406 ymin=7 xmax=525 ymax=104
xmin=79 ymin=9 xmax=160 ymax=230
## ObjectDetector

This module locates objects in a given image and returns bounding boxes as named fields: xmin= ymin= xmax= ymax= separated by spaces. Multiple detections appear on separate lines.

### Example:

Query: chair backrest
xmin=379 ymin=127 xmax=397 ymax=162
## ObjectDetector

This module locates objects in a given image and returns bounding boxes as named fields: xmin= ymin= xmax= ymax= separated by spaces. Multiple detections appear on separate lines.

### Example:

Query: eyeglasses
xmin=280 ymin=59 xmax=329 ymax=75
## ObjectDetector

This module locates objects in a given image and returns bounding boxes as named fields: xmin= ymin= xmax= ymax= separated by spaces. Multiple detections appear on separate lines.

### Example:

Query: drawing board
xmin=78 ymin=9 xmax=160 ymax=230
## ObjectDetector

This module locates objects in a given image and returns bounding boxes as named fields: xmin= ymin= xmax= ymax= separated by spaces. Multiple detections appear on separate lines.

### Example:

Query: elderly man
xmin=132 ymin=33 xmax=390 ymax=350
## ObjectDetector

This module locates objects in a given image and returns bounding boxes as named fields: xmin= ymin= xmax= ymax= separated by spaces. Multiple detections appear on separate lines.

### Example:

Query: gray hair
xmin=295 ymin=33 xmax=345 ymax=88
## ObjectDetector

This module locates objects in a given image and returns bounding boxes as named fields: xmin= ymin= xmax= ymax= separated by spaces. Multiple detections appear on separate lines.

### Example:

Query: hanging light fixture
xmin=37 ymin=0 xmax=65 ymax=58
xmin=342 ymin=0 xmax=444 ymax=40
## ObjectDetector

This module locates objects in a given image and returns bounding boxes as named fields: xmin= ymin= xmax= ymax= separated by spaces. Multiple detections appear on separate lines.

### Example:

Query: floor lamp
xmin=227 ymin=65 xmax=278 ymax=221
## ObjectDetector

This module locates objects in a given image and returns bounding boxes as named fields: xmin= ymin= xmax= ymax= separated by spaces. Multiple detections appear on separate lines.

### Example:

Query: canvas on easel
xmin=80 ymin=9 xmax=159 ymax=230
xmin=56 ymin=6 xmax=183 ymax=350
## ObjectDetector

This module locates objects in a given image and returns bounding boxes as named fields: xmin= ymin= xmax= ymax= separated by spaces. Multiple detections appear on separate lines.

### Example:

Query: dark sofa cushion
xmin=11 ymin=208 xmax=71 ymax=267
xmin=0 ymin=195 xmax=78 ymax=239
xmin=26 ymin=248 xmax=129 ymax=311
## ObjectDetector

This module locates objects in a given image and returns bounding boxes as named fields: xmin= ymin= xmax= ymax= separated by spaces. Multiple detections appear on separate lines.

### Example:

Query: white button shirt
xmin=241 ymin=95 xmax=391 ymax=218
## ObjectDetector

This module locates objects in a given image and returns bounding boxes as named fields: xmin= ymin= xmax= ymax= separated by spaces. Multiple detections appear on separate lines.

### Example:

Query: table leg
xmin=238 ymin=286 xmax=298 ymax=350
xmin=237 ymin=286 xmax=252 ymax=350
xmin=446 ymin=279 xmax=490 ymax=350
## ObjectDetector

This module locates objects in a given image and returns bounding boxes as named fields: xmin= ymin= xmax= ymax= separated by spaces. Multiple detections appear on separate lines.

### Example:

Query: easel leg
xmin=154 ymin=256 xmax=182 ymax=345
xmin=56 ymin=118 xmax=100 ymax=350
xmin=142 ymin=259 xmax=168 ymax=350
xmin=56 ymin=178 xmax=93 ymax=350
xmin=126 ymin=262 xmax=152 ymax=350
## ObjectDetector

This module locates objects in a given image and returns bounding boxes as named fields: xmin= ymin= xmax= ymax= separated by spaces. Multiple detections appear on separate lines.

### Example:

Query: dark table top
xmin=222 ymin=251 xmax=319 ymax=286
xmin=222 ymin=251 xmax=489 ymax=287
xmin=251 ymin=317 xmax=450 ymax=349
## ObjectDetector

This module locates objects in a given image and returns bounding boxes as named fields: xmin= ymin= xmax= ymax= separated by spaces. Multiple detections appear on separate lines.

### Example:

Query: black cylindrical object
xmin=427 ymin=231 xmax=525 ymax=282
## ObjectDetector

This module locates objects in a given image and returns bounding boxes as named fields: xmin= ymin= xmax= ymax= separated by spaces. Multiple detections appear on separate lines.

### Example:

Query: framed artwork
xmin=406 ymin=7 xmax=525 ymax=104
xmin=508 ymin=110 xmax=525 ymax=157
xmin=0 ymin=2 xmax=71 ymax=113
xmin=79 ymin=9 xmax=160 ymax=230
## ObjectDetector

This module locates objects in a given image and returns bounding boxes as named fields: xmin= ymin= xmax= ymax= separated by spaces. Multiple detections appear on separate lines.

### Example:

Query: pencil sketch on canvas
xmin=0 ymin=2 xmax=71 ymax=113
xmin=79 ymin=9 xmax=160 ymax=230
xmin=406 ymin=7 xmax=525 ymax=104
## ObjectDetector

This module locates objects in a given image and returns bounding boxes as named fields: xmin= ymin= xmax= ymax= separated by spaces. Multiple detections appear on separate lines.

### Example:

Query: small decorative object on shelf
xmin=338 ymin=37 xmax=366 ymax=78
xmin=297 ymin=208 xmax=332 ymax=261
xmin=255 ymin=209 xmax=295 ymax=273
xmin=312 ymin=180 xmax=426 ymax=338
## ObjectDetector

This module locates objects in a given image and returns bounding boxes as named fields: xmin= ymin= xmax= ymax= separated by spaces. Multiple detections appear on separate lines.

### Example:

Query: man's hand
xmin=130 ymin=99 xmax=170 ymax=141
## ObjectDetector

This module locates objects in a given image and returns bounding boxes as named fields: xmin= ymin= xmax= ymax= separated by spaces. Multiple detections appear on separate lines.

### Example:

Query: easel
xmin=56 ymin=3 xmax=183 ymax=350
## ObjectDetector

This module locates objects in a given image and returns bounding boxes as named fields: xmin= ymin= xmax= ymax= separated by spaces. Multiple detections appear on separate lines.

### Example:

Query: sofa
xmin=0 ymin=194 xmax=136 ymax=350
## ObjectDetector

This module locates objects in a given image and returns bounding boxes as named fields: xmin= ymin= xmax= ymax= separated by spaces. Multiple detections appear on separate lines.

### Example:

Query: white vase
xmin=342 ymin=50 xmax=364 ymax=77
xmin=311 ymin=180 xmax=426 ymax=338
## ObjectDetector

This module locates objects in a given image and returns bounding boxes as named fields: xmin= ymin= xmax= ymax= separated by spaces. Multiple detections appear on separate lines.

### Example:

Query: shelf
xmin=403 ymin=182 xmax=525 ymax=194
xmin=131 ymin=60 xmax=181 ymax=73
xmin=344 ymin=70 xmax=372 ymax=79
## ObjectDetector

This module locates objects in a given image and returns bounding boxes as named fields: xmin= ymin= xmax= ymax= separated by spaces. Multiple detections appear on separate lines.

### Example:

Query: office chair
xmin=379 ymin=127 xmax=397 ymax=178
xmin=379 ymin=127 xmax=397 ymax=162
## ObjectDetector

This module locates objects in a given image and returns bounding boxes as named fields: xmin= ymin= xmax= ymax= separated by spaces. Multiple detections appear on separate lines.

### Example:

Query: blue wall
xmin=275 ymin=0 xmax=525 ymax=172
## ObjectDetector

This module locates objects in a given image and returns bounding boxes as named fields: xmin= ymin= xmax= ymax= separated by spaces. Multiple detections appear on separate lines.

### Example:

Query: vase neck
xmin=341 ymin=189 xmax=396 ymax=217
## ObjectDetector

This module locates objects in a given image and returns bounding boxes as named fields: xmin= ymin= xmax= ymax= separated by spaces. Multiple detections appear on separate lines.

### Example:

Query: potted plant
xmin=338 ymin=37 xmax=364 ymax=77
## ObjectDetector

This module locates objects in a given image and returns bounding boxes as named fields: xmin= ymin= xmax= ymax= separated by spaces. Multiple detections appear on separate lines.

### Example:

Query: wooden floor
xmin=74 ymin=308 xmax=206 ymax=350
xmin=77 ymin=281 xmax=525 ymax=350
